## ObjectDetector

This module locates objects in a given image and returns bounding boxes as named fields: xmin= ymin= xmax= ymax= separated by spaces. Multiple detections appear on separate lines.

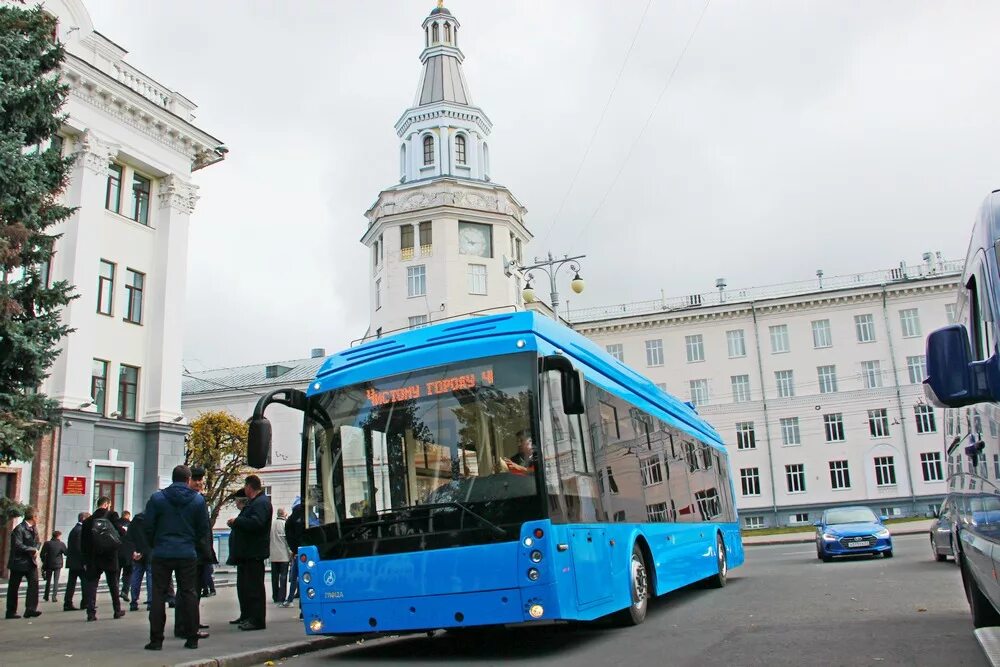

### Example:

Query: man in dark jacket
xmin=127 ymin=512 xmax=152 ymax=611
xmin=117 ymin=510 xmax=132 ymax=601
xmin=81 ymin=496 xmax=125 ymax=621
xmin=5 ymin=507 xmax=41 ymax=619
xmin=143 ymin=464 xmax=210 ymax=651
xmin=227 ymin=474 xmax=272 ymax=631
xmin=63 ymin=511 xmax=89 ymax=611
xmin=174 ymin=465 xmax=213 ymax=639
xmin=40 ymin=530 xmax=67 ymax=602
xmin=281 ymin=499 xmax=305 ymax=607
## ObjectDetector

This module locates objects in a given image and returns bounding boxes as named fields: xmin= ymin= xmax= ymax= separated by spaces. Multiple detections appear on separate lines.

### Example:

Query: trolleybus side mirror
xmin=540 ymin=354 xmax=585 ymax=415
xmin=247 ymin=416 xmax=272 ymax=469
xmin=924 ymin=324 xmax=995 ymax=408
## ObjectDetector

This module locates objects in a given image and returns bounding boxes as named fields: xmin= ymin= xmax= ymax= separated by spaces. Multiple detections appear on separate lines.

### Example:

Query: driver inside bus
xmin=503 ymin=430 xmax=535 ymax=474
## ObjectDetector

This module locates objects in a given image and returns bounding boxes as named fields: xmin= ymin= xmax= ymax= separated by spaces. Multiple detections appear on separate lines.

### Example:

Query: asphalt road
xmin=294 ymin=534 xmax=988 ymax=667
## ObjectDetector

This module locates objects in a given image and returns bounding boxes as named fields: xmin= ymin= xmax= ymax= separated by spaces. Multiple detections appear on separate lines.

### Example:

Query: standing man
xmin=63 ymin=511 xmax=89 ymax=611
xmin=117 ymin=510 xmax=133 ymax=601
xmin=81 ymin=496 xmax=125 ymax=621
xmin=227 ymin=475 xmax=272 ymax=631
xmin=4 ymin=507 xmax=41 ymax=619
xmin=269 ymin=508 xmax=290 ymax=605
xmin=143 ymin=464 xmax=210 ymax=651
xmin=40 ymin=530 xmax=67 ymax=603
xmin=174 ymin=465 xmax=213 ymax=640
xmin=127 ymin=511 xmax=152 ymax=611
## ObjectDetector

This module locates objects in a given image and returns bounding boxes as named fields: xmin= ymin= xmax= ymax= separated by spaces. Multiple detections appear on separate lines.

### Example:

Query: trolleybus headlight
xmin=527 ymin=568 xmax=540 ymax=581
xmin=533 ymin=528 xmax=544 ymax=539
xmin=523 ymin=537 xmax=533 ymax=547
xmin=530 ymin=550 xmax=543 ymax=563
xmin=302 ymin=572 xmax=312 ymax=584
xmin=307 ymin=560 xmax=316 ymax=568
xmin=528 ymin=604 xmax=544 ymax=619
xmin=310 ymin=619 xmax=323 ymax=633
xmin=307 ymin=588 xmax=316 ymax=599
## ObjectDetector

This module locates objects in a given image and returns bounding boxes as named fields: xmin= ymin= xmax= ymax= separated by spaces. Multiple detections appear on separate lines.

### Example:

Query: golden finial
xmin=437 ymin=0 xmax=444 ymax=8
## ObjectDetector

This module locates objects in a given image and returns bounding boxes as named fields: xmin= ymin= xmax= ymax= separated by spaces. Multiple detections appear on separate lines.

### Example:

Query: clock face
xmin=459 ymin=223 xmax=491 ymax=257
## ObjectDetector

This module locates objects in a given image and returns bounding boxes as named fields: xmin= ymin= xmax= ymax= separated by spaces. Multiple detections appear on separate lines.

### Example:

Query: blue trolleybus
xmin=247 ymin=312 xmax=744 ymax=636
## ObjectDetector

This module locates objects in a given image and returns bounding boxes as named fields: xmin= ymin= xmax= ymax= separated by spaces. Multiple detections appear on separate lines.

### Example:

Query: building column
xmin=438 ymin=124 xmax=450 ymax=176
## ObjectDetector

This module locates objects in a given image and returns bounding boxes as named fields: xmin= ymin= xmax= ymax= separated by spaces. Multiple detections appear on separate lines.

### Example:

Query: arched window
xmin=455 ymin=135 xmax=467 ymax=165
xmin=431 ymin=23 xmax=439 ymax=43
xmin=444 ymin=23 xmax=452 ymax=43
xmin=400 ymin=144 xmax=407 ymax=179
xmin=423 ymin=135 xmax=435 ymax=165
xmin=425 ymin=27 xmax=430 ymax=48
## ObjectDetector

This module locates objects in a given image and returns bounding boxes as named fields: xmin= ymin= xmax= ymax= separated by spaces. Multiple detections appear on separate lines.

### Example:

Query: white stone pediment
xmin=366 ymin=180 xmax=527 ymax=226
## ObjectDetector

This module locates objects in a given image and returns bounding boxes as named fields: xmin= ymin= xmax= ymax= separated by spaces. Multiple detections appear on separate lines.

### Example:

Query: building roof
xmin=182 ymin=356 xmax=326 ymax=397
xmin=417 ymin=53 xmax=471 ymax=106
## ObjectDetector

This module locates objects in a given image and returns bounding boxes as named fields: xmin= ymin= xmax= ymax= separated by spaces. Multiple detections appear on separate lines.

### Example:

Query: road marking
xmin=780 ymin=550 xmax=815 ymax=556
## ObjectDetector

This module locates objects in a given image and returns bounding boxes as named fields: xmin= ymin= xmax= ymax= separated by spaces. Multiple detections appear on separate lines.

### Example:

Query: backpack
xmin=91 ymin=517 xmax=121 ymax=554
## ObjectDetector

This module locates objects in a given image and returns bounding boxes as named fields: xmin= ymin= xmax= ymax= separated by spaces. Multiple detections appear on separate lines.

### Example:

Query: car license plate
xmin=847 ymin=540 xmax=869 ymax=548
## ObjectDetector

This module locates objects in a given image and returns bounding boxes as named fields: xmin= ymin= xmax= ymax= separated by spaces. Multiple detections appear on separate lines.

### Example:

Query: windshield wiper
xmin=420 ymin=501 xmax=507 ymax=537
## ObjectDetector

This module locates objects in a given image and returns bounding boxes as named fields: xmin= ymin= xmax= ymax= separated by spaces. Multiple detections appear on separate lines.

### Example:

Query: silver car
xmin=930 ymin=496 xmax=956 ymax=562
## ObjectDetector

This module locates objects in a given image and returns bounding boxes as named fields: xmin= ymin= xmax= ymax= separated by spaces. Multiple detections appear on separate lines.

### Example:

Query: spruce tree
xmin=0 ymin=4 xmax=76 ymax=479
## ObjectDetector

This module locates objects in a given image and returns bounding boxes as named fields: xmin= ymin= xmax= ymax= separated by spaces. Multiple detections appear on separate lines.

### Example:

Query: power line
xmin=571 ymin=0 xmax=712 ymax=253
xmin=540 ymin=0 xmax=654 ymax=250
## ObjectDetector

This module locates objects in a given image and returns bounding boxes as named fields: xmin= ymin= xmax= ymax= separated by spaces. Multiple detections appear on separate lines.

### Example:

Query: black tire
xmin=932 ymin=536 xmax=947 ymax=562
xmin=614 ymin=543 xmax=649 ymax=626
xmin=706 ymin=534 xmax=728 ymax=588
xmin=962 ymin=555 xmax=1000 ymax=628
xmin=816 ymin=544 xmax=823 ymax=561
xmin=820 ymin=544 xmax=832 ymax=563
xmin=883 ymin=549 xmax=893 ymax=559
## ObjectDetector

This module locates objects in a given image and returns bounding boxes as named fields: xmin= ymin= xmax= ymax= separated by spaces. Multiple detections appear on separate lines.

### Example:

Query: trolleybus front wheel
xmin=615 ymin=543 xmax=649 ymax=626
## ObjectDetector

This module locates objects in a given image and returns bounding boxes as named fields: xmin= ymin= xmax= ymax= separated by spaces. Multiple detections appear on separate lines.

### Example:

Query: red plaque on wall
xmin=62 ymin=476 xmax=86 ymax=495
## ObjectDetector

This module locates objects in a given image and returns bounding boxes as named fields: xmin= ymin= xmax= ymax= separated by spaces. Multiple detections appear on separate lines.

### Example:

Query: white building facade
xmin=1 ymin=0 xmax=226 ymax=552
xmin=570 ymin=259 xmax=961 ymax=529
xmin=364 ymin=2 xmax=530 ymax=338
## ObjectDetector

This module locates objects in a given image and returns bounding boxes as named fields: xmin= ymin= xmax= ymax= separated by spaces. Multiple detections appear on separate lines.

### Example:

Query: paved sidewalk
xmin=742 ymin=519 xmax=934 ymax=545
xmin=0 ymin=585 xmax=316 ymax=666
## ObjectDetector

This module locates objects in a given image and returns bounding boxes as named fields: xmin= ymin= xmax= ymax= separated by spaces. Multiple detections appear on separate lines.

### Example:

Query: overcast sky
xmin=83 ymin=0 xmax=1000 ymax=370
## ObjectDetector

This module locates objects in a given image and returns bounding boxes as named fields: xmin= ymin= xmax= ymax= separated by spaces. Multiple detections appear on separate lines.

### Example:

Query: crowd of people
xmin=4 ymin=466 xmax=304 ymax=651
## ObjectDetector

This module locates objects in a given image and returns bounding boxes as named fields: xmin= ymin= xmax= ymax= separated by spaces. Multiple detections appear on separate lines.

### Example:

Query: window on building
xmin=689 ymin=379 xmax=709 ymax=407
xmin=93 ymin=465 xmax=126 ymax=513
xmin=874 ymin=456 xmax=897 ymax=486
xmin=645 ymin=339 xmax=663 ymax=367
xmin=817 ymin=365 xmax=838 ymax=393
xmin=106 ymin=163 xmax=122 ymax=213
xmin=993 ymin=454 xmax=999 ymax=480
xmin=731 ymin=375 xmax=751 ymax=403
xmin=726 ymin=329 xmax=746 ymax=358
xmin=785 ymin=464 xmax=806 ymax=493
xmin=775 ymin=370 xmax=795 ymax=397
xmin=780 ymin=417 xmax=801 ymax=446
xmin=823 ymin=413 xmax=845 ymax=442
xmin=946 ymin=303 xmax=958 ymax=324
xmin=740 ymin=468 xmax=761 ymax=496
xmin=604 ymin=466 xmax=619 ymax=494
xmin=408 ymin=315 xmax=428 ymax=329
xmin=423 ymin=134 xmax=434 ymax=165
xmin=118 ymin=364 xmax=139 ymax=421
xmin=97 ymin=260 xmax=115 ymax=315
xmin=736 ymin=421 xmax=756 ymax=450
xmin=455 ymin=134 xmax=466 ymax=164
xmin=400 ymin=224 xmax=414 ymax=259
xmin=855 ymin=313 xmax=876 ymax=343
xmin=468 ymin=263 xmax=487 ymax=295
xmin=375 ymin=278 xmax=381 ymax=310
xmin=829 ymin=460 xmax=851 ymax=489
xmin=640 ymin=457 xmax=663 ymax=487
xmin=811 ymin=319 xmax=832 ymax=348
xmin=769 ymin=324 xmax=790 ymax=353
xmin=419 ymin=221 xmax=432 ymax=251
xmin=655 ymin=382 xmax=667 ymax=391
xmin=899 ymin=308 xmax=921 ymax=338
xmin=431 ymin=22 xmax=439 ymax=42
xmin=130 ymin=173 xmax=150 ymax=225
xmin=444 ymin=22 xmax=451 ymax=42
xmin=91 ymin=359 xmax=108 ymax=416
xmin=907 ymin=355 xmax=926 ymax=385
xmin=124 ymin=269 xmax=144 ymax=324
xmin=407 ymin=265 xmax=426 ymax=297
xmin=646 ymin=502 xmax=668 ymax=522
xmin=921 ymin=452 xmax=943 ymax=482
xmin=372 ymin=239 xmax=381 ymax=267
xmin=606 ymin=344 xmax=624 ymax=362
xmin=868 ymin=408 xmax=890 ymax=438
xmin=792 ymin=513 xmax=810 ymax=524
xmin=879 ymin=506 xmax=902 ymax=518
xmin=744 ymin=516 xmax=764 ymax=530
xmin=914 ymin=405 xmax=937 ymax=433
xmin=685 ymin=334 xmax=704 ymax=362
xmin=861 ymin=360 xmax=882 ymax=389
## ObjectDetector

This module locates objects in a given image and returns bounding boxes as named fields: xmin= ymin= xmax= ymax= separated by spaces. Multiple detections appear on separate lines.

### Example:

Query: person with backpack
xmin=80 ymin=496 xmax=125 ymax=621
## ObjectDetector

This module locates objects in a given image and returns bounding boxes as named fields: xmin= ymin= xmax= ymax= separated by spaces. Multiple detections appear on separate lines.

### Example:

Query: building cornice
xmin=395 ymin=103 xmax=493 ymax=137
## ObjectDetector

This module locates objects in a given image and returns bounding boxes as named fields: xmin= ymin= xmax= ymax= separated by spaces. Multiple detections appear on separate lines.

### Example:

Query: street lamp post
xmin=513 ymin=252 xmax=586 ymax=320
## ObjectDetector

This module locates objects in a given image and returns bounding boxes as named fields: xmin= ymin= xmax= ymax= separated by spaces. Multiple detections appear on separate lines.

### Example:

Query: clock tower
xmin=362 ymin=1 xmax=532 ymax=338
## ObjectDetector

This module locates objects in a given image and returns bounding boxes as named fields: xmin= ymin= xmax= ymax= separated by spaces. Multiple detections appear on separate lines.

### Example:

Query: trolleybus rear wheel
xmin=706 ymin=533 xmax=728 ymax=588
xmin=615 ymin=543 xmax=649 ymax=626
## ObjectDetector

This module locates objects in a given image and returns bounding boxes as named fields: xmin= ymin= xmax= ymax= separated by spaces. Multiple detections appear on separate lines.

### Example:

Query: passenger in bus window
xmin=504 ymin=431 xmax=535 ymax=473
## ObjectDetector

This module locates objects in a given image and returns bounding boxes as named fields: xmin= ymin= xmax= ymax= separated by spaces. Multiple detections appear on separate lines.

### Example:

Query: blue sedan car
xmin=815 ymin=506 xmax=893 ymax=562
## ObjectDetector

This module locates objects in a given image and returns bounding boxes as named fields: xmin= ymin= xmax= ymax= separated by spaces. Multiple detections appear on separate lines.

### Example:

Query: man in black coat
xmin=63 ymin=511 xmax=89 ymax=611
xmin=127 ymin=512 xmax=152 ymax=611
xmin=117 ymin=510 xmax=133 ymax=601
xmin=40 ymin=530 xmax=67 ymax=602
xmin=81 ymin=496 xmax=125 ymax=621
xmin=226 ymin=475 xmax=272 ymax=631
xmin=5 ymin=507 xmax=41 ymax=619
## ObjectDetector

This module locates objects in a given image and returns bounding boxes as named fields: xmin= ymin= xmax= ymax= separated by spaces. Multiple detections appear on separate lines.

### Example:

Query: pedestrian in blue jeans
xmin=127 ymin=512 xmax=153 ymax=610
